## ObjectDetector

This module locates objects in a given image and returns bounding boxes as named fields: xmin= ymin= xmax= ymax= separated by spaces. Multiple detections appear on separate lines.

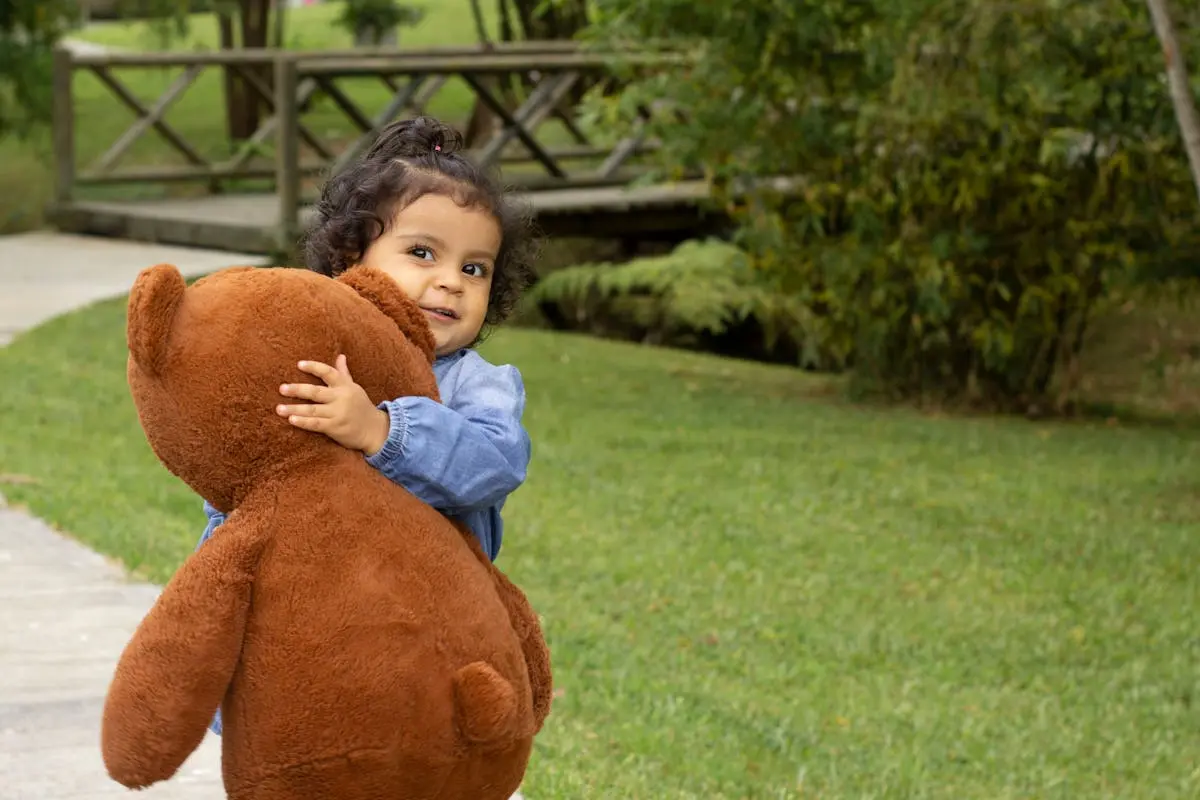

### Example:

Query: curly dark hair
xmin=300 ymin=116 xmax=540 ymax=339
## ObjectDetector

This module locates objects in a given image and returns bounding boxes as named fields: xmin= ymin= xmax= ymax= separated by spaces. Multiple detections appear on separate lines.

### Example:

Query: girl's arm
xmin=366 ymin=361 xmax=531 ymax=516
xmin=197 ymin=500 xmax=225 ymax=549
xmin=195 ymin=501 xmax=230 ymax=734
xmin=197 ymin=359 xmax=528 ymax=549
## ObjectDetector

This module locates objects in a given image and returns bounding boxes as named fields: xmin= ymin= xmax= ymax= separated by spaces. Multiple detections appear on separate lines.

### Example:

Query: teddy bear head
xmin=124 ymin=264 xmax=439 ymax=513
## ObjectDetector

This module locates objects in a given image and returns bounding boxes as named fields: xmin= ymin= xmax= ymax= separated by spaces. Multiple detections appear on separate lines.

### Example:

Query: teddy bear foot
xmin=453 ymin=661 xmax=524 ymax=746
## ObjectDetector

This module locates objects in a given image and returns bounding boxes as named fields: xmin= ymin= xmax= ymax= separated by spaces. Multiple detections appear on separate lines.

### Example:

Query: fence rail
xmin=51 ymin=42 xmax=676 ymax=250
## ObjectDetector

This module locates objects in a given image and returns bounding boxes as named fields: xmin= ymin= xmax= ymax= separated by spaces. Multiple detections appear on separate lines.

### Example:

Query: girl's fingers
xmin=286 ymin=414 xmax=327 ymax=431
xmin=276 ymin=403 xmax=328 ymax=418
xmin=296 ymin=360 xmax=342 ymax=385
xmin=279 ymin=382 xmax=333 ymax=402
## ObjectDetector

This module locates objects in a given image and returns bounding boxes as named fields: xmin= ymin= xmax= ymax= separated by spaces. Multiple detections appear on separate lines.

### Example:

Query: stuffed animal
xmin=101 ymin=263 xmax=552 ymax=800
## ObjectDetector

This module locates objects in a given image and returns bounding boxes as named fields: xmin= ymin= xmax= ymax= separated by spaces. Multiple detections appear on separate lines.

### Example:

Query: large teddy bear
xmin=101 ymin=263 xmax=552 ymax=799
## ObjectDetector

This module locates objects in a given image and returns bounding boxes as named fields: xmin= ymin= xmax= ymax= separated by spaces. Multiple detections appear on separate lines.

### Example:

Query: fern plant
xmin=526 ymin=239 xmax=834 ymax=368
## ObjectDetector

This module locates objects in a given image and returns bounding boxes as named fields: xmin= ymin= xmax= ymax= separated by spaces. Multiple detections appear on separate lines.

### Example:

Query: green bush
xmin=0 ymin=0 xmax=79 ymax=137
xmin=586 ymin=0 xmax=1200 ymax=410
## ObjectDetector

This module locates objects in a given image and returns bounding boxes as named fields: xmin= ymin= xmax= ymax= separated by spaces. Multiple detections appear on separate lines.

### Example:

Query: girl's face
xmin=358 ymin=192 xmax=501 ymax=356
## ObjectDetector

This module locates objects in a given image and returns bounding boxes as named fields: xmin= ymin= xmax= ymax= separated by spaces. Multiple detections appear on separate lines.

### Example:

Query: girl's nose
xmin=436 ymin=267 xmax=464 ymax=292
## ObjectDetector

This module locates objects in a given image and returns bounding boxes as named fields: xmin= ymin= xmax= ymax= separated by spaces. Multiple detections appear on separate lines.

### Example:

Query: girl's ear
xmin=127 ymin=264 xmax=187 ymax=376
xmin=336 ymin=266 xmax=437 ymax=363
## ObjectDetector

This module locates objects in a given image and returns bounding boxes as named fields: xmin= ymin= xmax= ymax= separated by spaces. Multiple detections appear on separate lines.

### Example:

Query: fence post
xmin=275 ymin=52 xmax=300 ymax=255
xmin=51 ymin=47 xmax=75 ymax=208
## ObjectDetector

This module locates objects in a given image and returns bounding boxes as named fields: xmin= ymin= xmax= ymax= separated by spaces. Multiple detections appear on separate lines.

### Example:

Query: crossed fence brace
xmin=63 ymin=45 xmax=670 ymax=192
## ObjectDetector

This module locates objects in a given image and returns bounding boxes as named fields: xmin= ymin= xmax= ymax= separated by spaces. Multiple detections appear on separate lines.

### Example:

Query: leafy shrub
xmin=586 ymin=0 xmax=1200 ymax=410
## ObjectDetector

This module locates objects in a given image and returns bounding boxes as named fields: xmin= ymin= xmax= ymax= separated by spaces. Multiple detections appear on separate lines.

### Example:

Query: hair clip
xmin=434 ymin=145 xmax=442 ymax=152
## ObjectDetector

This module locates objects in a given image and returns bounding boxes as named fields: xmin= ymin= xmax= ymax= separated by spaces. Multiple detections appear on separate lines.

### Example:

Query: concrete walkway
xmin=0 ymin=231 xmax=262 ymax=798
xmin=0 ymin=231 xmax=259 ymax=345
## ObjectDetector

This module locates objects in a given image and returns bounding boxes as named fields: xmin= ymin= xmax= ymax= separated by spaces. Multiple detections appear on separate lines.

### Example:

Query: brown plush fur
xmin=101 ymin=264 xmax=553 ymax=799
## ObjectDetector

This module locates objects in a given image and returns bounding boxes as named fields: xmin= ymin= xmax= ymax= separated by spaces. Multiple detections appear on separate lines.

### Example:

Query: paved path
xmin=0 ymin=231 xmax=261 ymax=798
xmin=0 ymin=506 xmax=224 ymax=799
xmin=0 ymin=231 xmax=258 ymax=345
xmin=60 ymin=38 xmax=123 ymax=57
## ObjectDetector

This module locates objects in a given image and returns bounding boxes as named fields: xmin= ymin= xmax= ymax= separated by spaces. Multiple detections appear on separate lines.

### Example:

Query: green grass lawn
xmin=1 ymin=291 xmax=1198 ymax=797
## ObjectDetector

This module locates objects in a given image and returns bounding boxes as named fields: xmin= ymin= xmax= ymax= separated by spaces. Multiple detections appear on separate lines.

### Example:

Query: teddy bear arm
xmin=101 ymin=514 xmax=268 ymax=789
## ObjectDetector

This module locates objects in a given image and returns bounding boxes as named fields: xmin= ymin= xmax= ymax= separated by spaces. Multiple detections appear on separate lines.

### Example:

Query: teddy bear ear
xmin=337 ymin=267 xmax=437 ymax=364
xmin=127 ymin=263 xmax=187 ymax=376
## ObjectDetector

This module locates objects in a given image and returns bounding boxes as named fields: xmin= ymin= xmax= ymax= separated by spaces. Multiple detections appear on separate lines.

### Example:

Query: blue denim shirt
xmin=194 ymin=347 xmax=531 ymax=735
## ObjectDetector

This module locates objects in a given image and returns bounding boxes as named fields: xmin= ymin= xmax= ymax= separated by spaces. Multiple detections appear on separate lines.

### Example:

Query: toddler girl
xmin=195 ymin=115 xmax=540 ymax=775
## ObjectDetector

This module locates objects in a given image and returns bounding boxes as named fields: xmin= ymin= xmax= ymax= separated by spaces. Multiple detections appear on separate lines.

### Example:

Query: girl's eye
xmin=462 ymin=263 xmax=489 ymax=278
xmin=410 ymin=246 xmax=434 ymax=261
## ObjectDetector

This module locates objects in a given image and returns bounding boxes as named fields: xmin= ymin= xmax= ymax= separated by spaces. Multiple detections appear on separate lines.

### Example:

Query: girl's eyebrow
xmin=393 ymin=231 xmax=448 ymax=249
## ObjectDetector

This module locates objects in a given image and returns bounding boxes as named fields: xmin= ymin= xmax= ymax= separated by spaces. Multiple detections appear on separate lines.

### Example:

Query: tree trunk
xmin=1145 ymin=0 xmax=1200 ymax=208
xmin=218 ymin=10 xmax=245 ymax=143
xmin=271 ymin=0 xmax=287 ymax=49
xmin=509 ymin=0 xmax=587 ymax=40
xmin=497 ymin=0 xmax=515 ymax=42
xmin=508 ymin=0 xmax=588 ymax=105
xmin=463 ymin=0 xmax=498 ymax=146
xmin=468 ymin=0 xmax=490 ymax=44
xmin=221 ymin=0 xmax=273 ymax=144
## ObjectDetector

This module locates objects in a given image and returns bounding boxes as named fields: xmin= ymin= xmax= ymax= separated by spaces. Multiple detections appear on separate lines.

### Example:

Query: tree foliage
xmin=0 ymin=0 xmax=79 ymax=137
xmin=581 ymin=0 xmax=1200 ymax=409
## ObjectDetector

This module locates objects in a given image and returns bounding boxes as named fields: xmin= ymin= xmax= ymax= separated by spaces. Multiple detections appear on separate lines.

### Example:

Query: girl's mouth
xmin=422 ymin=307 xmax=459 ymax=320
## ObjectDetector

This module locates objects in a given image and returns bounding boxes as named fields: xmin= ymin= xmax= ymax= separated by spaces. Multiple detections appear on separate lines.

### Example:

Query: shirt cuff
xmin=365 ymin=401 xmax=408 ymax=469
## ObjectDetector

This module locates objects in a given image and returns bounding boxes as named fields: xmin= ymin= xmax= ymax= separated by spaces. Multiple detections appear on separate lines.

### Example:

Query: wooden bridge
xmin=47 ymin=42 xmax=723 ymax=256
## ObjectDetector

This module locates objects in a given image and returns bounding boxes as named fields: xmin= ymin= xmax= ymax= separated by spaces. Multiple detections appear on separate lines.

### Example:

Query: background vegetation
xmin=547 ymin=0 xmax=1200 ymax=411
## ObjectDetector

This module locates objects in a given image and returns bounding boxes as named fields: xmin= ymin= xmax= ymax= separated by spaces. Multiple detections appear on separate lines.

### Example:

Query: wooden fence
xmin=52 ymin=42 xmax=682 ymax=249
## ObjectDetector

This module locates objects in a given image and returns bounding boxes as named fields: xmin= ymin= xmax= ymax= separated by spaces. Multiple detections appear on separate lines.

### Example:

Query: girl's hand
xmin=276 ymin=354 xmax=390 ymax=456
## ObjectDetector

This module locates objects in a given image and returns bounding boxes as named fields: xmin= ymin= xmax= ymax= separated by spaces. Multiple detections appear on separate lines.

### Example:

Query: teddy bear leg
xmin=453 ymin=661 xmax=523 ymax=745
xmin=483 ymin=567 xmax=554 ymax=731
xmin=453 ymin=528 xmax=554 ymax=733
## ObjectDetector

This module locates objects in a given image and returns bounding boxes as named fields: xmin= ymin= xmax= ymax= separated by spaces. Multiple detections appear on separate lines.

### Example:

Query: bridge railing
xmin=51 ymin=42 xmax=678 ymax=246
